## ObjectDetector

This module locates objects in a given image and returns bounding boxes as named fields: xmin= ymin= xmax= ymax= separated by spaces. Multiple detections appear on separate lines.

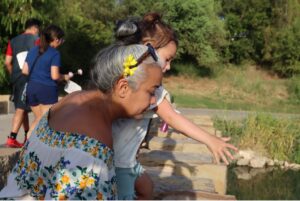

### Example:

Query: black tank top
xmin=10 ymin=34 xmax=38 ymax=83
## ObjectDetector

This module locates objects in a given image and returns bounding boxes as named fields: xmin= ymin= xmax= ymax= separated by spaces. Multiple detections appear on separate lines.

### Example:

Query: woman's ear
xmin=115 ymin=78 xmax=130 ymax=98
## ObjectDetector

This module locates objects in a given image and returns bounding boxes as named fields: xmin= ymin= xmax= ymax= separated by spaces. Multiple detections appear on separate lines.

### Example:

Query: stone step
xmin=142 ymin=115 xmax=234 ymax=199
xmin=0 ymin=95 xmax=14 ymax=114
xmin=139 ymin=149 xmax=214 ymax=167
xmin=155 ymin=190 xmax=236 ymax=200
xmin=149 ymin=115 xmax=215 ymax=133
xmin=143 ymin=164 xmax=227 ymax=195
xmin=147 ymin=136 xmax=212 ymax=154
xmin=0 ymin=146 xmax=21 ymax=190
xmin=148 ymin=128 xmax=188 ymax=140
xmin=145 ymin=166 xmax=216 ymax=196
xmin=148 ymin=125 xmax=221 ymax=140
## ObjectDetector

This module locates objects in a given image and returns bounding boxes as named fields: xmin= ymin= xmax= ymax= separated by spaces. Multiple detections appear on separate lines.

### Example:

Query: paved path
xmin=177 ymin=108 xmax=300 ymax=120
xmin=0 ymin=113 xmax=34 ymax=145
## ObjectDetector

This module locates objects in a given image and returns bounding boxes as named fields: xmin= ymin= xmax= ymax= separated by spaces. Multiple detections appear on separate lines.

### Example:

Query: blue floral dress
xmin=0 ymin=112 xmax=117 ymax=200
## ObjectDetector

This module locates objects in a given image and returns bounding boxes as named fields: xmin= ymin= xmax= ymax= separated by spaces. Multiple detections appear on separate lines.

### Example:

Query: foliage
xmin=53 ymin=0 xmax=119 ymax=81
xmin=161 ymin=0 xmax=228 ymax=71
xmin=221 ymin=0 xmax=300 ymax=77
xmin=1 ymin=0 xmax=300 ymax=89
xmin=213 ymin=114 xmax=300 ymax=163
xmin=286 ymin=75 xmax=300 ymax=104
xmin=0 ymin=55 xmax=10 ymax=93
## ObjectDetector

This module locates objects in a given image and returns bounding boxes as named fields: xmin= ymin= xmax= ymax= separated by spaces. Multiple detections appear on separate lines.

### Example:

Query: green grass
xmin=172 ymin=92 xmax=300 ymax=113
xmin=213 ymin=114 xmax=300 ymax=163
xmin=165 ymin=65 xmax=300 ymax=114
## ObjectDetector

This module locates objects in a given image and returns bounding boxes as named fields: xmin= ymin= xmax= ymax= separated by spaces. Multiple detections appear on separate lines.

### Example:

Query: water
xmin=227 ymin=166 xmax=300 ymax=200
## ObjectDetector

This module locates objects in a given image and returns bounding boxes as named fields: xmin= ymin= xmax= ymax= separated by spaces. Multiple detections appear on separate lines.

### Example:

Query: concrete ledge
xmin=0 ymin=146 xmax=21 ymax=190
xmin=156 ymin=190 xmax=236 ymax=200
xmin=0 ymin=95 xmax=14 ymax=114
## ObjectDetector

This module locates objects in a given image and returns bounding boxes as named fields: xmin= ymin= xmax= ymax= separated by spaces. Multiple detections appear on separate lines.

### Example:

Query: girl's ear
xmin=115 ymin=78 xmax=130 ymax=98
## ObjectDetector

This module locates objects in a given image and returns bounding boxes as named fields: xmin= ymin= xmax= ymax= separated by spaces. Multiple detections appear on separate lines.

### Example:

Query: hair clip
xmin=123 ymin=44 xmax=158 ymax=77
xmin=123 ymin=54 xmax=138 ymax=77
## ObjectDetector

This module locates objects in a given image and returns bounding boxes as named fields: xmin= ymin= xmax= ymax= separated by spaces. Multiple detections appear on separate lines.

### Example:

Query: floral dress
xmin=0 ymin=112 xmax=117 ymax=200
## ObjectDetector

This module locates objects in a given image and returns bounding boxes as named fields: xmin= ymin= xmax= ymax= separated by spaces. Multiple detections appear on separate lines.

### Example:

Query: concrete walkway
xmin=0 ymin=113 xmax=33 ymax=145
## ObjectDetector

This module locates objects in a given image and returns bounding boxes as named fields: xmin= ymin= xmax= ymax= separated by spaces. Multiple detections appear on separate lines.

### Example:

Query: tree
xmin=0 ymin=0 xmax=54 ymax=92
xmin=221 ymin=0 xmax=300 ymax=76
xmin=161 ymin=0 xmax=228 ymax=71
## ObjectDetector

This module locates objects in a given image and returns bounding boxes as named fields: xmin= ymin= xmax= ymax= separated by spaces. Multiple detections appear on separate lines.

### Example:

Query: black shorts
xmin=11 ymin=76 xmax=30 ymax=111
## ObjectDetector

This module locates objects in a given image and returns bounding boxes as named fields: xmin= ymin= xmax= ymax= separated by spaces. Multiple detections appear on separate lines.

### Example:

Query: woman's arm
xmin=51 ymin=66 xmax=71 ymax=81
xmin=155 ymin=98 xmax=238 ymax=165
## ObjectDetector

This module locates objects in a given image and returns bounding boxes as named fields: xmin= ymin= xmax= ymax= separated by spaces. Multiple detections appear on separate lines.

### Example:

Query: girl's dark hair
xmin=114 ymin=18 xmax=141 ymax=45
xmin=140 ymin=12 xmax=178 ymax=49
xmin=115 ymin=12 xmax=178 ymax=49
xmin=39 ymin=25 xmax=64 ymax=54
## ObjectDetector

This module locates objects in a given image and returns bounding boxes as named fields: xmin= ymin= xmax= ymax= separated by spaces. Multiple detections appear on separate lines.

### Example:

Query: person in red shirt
xmin=5 ymin=18 xmax=41 ymax=148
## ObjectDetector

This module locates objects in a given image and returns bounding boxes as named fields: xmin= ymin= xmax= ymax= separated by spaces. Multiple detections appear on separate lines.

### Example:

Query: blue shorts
xmin=26 ymin=81 xmax=58 ymax=106
xmin=115 ymin=163 xmax=145 ymax=200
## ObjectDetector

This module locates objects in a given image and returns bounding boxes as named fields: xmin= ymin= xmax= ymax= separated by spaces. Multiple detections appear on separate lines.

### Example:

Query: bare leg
xmin=27 ymin=104 xmax=52 ymax=137
xmin=22 ymin=111 xmax=29 ymax=132
xmin=135 ymin=171 xmax=153 ymax=200
xmin=27 ymin=105 xmax=42 ymax=137
xmin=11 ymin=108 xmax=26 ymax=134
xmin=40 ymin=104 xmax=52 ymax=117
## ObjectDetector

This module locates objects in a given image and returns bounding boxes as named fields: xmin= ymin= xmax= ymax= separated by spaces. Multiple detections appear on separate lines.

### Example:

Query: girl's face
xmin=156 ymin=41 xmax=177 ymax=73
xmin=125 ymin=65 xmax=163 ymax=119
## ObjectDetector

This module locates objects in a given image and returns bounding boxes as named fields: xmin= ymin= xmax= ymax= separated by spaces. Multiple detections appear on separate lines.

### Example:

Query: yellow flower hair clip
xmin=123 ymin=54 xmax=138 ymax=77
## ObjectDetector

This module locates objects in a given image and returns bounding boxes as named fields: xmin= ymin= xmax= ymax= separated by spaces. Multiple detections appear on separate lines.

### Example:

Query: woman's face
xmin=125 ymin=65 xmax=163 ymax=119
xmin=156 ymin=41 xmax=177 ymax=73
xmin=51 ymin=38 xmax=64 ymax=48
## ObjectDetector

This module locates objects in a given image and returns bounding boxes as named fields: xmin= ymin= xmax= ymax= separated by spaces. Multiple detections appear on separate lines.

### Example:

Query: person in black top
xmin=4 ymin=18 xmax=41 ymax=148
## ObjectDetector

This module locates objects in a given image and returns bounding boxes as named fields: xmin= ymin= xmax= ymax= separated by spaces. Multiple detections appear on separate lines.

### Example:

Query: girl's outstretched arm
xmin=155 ymin=98 xmax=238 ymax=165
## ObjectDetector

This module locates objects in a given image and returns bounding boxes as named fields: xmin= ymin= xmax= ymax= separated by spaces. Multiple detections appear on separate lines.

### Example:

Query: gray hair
xmin=90 ymin=44 xmax=162 ymax=93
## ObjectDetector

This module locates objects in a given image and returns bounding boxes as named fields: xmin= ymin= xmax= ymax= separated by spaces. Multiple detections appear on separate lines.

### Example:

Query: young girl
xmin=0 ymin=43 xmax=163 ymax=200
xmin=112 ymin=13 xmax=238 ymax=200
xmin=22 ymin=25 xmax=72 ymax=140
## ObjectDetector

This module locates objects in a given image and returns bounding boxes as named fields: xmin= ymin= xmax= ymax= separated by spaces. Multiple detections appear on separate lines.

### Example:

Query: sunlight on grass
xmin=213 ymin=114 xmax=300 ymax=163
xmin=164 ymin=65 xmax=300 ymax=114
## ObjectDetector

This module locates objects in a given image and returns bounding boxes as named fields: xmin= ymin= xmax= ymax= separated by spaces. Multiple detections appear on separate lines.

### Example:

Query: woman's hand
xmin=66 ymin=72 xmax=74 ymax=81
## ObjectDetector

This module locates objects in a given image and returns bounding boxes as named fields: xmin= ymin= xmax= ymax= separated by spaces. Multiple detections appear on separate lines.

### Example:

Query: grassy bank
xmin=163 ymin=65 xmax=300 ymax=114
xmin=213 ymin=114 xmax=300 ymax=163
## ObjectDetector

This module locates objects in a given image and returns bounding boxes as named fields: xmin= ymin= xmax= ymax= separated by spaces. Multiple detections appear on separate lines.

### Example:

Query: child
xmin=0 ymin=43 xmax=163 ymax=200
xmin=112 ymin=13 xmax=238 ymax=200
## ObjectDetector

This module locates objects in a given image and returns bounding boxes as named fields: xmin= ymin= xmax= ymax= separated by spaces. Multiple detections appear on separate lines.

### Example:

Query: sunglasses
xmin=128 ymin=43 xmax=158 ymax=69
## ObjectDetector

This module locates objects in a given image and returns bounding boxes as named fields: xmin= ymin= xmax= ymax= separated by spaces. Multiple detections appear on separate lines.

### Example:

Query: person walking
xmin=4 ymin=18 xmax=41 ymax=148
xmin=22 ymin=25 xmax=72 ymax=139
